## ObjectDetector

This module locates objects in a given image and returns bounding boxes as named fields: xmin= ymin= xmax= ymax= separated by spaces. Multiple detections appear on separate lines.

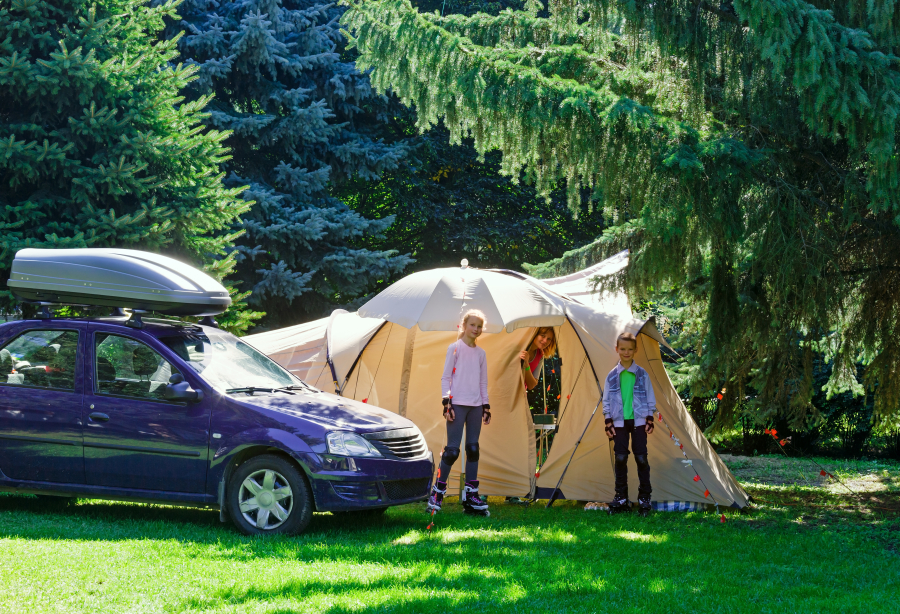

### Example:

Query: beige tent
xmin=246 ymin=252 xmax=748 ymax=508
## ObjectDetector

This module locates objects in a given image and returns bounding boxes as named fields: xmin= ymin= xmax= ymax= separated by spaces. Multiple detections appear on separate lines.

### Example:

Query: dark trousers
xmin=438 ymin=404 xmax=483 ymax=482
xmin=612 ymin=419 xmax=651 ymax=498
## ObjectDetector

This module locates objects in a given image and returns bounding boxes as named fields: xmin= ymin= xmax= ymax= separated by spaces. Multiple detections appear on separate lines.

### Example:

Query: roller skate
xmin=462 ymin=480 xmax=490 ymax=516
xmin=607 ymin=489 xmax=632 ymax=515
xmin=637 ymin=494 xmax=652 ymax=517
xmin=426 ymin=480 xmax=446 ymax=513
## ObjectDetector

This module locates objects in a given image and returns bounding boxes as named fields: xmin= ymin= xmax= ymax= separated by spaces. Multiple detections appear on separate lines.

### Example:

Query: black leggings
xmin=437 ymin=404 xmax=483 ymax=482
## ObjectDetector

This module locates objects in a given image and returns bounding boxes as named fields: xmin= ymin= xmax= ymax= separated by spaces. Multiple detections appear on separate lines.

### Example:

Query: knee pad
xmin=441 ymin=447 xmax=460 ymax=466
xmin=614 ymin=453 xmax=629 ymax=466
xmin=464 ymin=443 xmax=480 ymax=462
xmin=634 ymin=454 xmax=650 ymax=470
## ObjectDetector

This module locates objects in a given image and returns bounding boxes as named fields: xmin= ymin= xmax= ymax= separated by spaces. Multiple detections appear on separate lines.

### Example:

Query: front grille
xmin=331 ymin=481 xmax=381 ymax=502
xmin=364 ymin=428 xmax=428 ymax=459
xmin=383 ymin=478 xmax=430 ymax=501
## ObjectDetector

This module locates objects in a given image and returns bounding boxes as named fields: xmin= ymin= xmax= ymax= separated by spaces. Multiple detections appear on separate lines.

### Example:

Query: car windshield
xmin=159 ymin=330 xmax=304 ymax=393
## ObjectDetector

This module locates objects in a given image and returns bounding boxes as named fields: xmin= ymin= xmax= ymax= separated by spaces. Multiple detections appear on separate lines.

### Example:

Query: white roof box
xmin=8 ymin=248 xmax=231 ymax=316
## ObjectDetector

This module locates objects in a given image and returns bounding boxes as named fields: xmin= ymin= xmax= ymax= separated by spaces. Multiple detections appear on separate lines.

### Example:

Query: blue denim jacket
xmin=602 ymin=362 xmax=657 ymax=427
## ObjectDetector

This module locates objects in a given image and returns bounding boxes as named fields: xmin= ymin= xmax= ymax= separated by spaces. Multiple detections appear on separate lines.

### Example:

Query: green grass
xmin=1 ymin=456 xmax=899 ymax=613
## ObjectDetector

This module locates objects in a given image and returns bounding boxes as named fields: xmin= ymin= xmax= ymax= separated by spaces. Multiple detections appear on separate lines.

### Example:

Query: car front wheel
xmin=226 ymin=454 xmax=312 ymax=536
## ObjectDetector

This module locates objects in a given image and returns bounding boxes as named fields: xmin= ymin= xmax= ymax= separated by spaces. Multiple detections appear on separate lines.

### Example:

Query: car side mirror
xmin=165 ymin=372 xmax=203 ymax=402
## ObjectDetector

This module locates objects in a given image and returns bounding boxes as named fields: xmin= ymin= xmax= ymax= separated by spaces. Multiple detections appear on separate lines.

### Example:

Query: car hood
xmin=236 ymin=390 xmax=415 ymax=433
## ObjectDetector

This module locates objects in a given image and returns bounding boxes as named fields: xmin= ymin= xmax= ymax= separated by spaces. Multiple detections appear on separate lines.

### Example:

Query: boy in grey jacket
xmin=602 ymin=332 xmax=656 ymax=516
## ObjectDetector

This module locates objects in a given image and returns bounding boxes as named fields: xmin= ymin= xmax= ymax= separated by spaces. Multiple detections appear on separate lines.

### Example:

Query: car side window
xmin=94 ymin=333 xmax=180 ymax=402
xmin=0 ymin=329 xmax=79 ymax=390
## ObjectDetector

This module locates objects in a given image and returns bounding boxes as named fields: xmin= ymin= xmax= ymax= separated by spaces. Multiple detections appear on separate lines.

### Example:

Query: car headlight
xmin=326 ymin=431 xmax=383 ymax=458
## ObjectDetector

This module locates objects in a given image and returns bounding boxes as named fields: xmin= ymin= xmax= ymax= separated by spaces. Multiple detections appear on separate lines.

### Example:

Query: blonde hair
xmin=532 ymin=327 xmax=558 ymax=358
xmin=616 ymin=332 xmax=637 ymax=348
xmin=458 ymin=309 xmax=487 ymax=340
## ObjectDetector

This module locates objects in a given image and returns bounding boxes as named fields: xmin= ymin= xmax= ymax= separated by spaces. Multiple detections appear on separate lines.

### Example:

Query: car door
xmin=0 ymin=323 xmax=85 ymax=483
xmin=83 ymin=324 xmax=212 ymax=493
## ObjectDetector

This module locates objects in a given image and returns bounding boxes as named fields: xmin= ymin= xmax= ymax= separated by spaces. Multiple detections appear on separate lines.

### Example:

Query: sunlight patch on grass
xmin=392 ymin=530 xmax=423 ymax=546
xmin=646 ymin=577 xmax=670 ymax=593
xmin=612 ymin=530 xmax=669 ymax=544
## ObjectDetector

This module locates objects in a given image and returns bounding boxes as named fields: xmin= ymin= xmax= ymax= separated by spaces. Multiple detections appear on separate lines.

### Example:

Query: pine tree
xmin=0 ymin=0 xmax=254 ymax=327
xmin=343 ymin=1 xmax=900 ymax=425
xmin=168 ymin=0 xmax=415 ymax=327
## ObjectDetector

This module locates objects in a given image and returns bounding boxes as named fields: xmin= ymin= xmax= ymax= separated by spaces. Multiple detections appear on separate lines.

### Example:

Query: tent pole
xmin=546 ymin=396 xmax=602 ymax=508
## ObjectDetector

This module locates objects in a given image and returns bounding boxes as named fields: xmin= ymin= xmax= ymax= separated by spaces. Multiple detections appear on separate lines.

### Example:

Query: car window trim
xmin=91 ymin=390 xmax=188 ymax=407
xmin=0 ymin=382 xmax=78 ymax=393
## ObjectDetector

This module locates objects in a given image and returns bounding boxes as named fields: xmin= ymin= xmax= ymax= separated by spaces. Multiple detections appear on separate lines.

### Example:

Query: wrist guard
xmin=604 ymin=418 xmax=614 ymax=437
xmin=482 ymin=404 xmax=491 ymax=423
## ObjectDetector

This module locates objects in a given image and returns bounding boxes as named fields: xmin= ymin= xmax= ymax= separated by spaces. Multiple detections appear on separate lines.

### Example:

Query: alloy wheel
xmin=238 ymin=469 xmax=294 ymax=530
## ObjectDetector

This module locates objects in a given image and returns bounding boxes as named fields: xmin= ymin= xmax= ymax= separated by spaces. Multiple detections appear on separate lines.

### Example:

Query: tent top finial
xmin=461 ymin=258 xmax=469 ymax=269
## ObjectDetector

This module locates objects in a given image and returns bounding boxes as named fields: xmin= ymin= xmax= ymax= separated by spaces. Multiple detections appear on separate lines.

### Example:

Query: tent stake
xmin=546 ymin=396 xmax=602 ymax=508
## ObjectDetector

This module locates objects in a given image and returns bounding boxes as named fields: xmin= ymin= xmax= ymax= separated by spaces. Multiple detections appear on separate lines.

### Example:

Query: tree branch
xmin=698 ymin=1 xmax=741 ymax=25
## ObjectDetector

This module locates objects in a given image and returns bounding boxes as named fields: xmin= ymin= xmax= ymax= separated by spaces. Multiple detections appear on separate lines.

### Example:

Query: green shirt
xmin=620 ymin=370 xmax=636 ymax=420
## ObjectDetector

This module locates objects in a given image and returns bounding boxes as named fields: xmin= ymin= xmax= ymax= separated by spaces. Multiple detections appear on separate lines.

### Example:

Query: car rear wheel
xmin=226 ymin=454 xmax=312 ymax=536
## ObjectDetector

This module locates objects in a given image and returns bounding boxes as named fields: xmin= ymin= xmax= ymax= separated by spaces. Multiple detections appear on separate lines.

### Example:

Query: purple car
xmin=0 ymin=316 xmax=433 ymax=535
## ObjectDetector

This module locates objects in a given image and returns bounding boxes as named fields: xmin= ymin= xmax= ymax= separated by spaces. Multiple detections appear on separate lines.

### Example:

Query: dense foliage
xmin=0 ymin=0 xmax=257 ymax=329
xmin=167 ymin=0 xmax=416 ymax=327
xmin=340 ymin=121 xmax=606 ymax=272
xmin=343 ymin=0 xmax=900 ymax=426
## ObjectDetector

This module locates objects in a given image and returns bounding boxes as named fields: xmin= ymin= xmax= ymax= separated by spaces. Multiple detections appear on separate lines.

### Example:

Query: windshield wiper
xmin=225 ymin=387 xmax=295 ymax=396
xmin=273 ymin=384 xmax=317 ymax=394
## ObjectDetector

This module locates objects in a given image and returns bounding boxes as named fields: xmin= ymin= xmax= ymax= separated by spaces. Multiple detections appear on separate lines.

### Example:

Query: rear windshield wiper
xmin=225 ymin=387 xmax=295 ymax=396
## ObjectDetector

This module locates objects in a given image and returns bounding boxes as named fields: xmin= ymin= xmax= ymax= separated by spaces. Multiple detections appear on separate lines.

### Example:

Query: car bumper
xmin=294 ymin=451 xmax=434 ymax=512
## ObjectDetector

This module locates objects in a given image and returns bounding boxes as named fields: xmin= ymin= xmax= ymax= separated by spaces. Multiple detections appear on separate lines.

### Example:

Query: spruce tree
xmin=343 ymin=1 xmax=900 ymax=425
xmin=168 ymin=0 xmax=414 ymax=327
xmin=0 ymin=0 xmax=255 ymax=328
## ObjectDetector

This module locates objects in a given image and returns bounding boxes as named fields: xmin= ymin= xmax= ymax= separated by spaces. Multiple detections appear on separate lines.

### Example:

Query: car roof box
xmin=8 ymin=248 xmax=231 ymax=316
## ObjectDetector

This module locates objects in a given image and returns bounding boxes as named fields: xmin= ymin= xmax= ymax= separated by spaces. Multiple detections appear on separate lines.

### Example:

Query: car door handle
xmin=89 ymin=412 xmax=110 ymax=422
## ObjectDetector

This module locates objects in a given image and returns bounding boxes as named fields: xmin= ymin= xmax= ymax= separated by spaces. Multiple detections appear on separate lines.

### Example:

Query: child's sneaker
xmin=462 ymin=480 xmax=490 ymax=516
xmin=637 ymin=495 xmax=652 ymax=517
xmin=426 ymin=480 xmax=447 ymax=512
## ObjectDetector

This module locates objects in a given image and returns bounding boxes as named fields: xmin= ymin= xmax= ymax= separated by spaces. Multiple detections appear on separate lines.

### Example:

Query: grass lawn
xmin=1 ymin=456 xmax=898 ymax=613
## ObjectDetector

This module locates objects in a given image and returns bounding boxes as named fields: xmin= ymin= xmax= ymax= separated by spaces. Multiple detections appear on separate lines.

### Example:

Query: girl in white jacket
xmin=427 ymin=309 xmax=491 ymax=516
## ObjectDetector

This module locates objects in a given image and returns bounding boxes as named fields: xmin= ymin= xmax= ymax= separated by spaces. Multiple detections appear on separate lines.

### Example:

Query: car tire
xmin=226 ymin=454 xmax=312 ymax=536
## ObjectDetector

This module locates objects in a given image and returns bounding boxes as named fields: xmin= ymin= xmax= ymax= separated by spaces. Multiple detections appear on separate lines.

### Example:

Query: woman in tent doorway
xmin=427 ymin=309 xmax=492 ymax=517
xmin=519 ymin=327 xmax=557 ymax=390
